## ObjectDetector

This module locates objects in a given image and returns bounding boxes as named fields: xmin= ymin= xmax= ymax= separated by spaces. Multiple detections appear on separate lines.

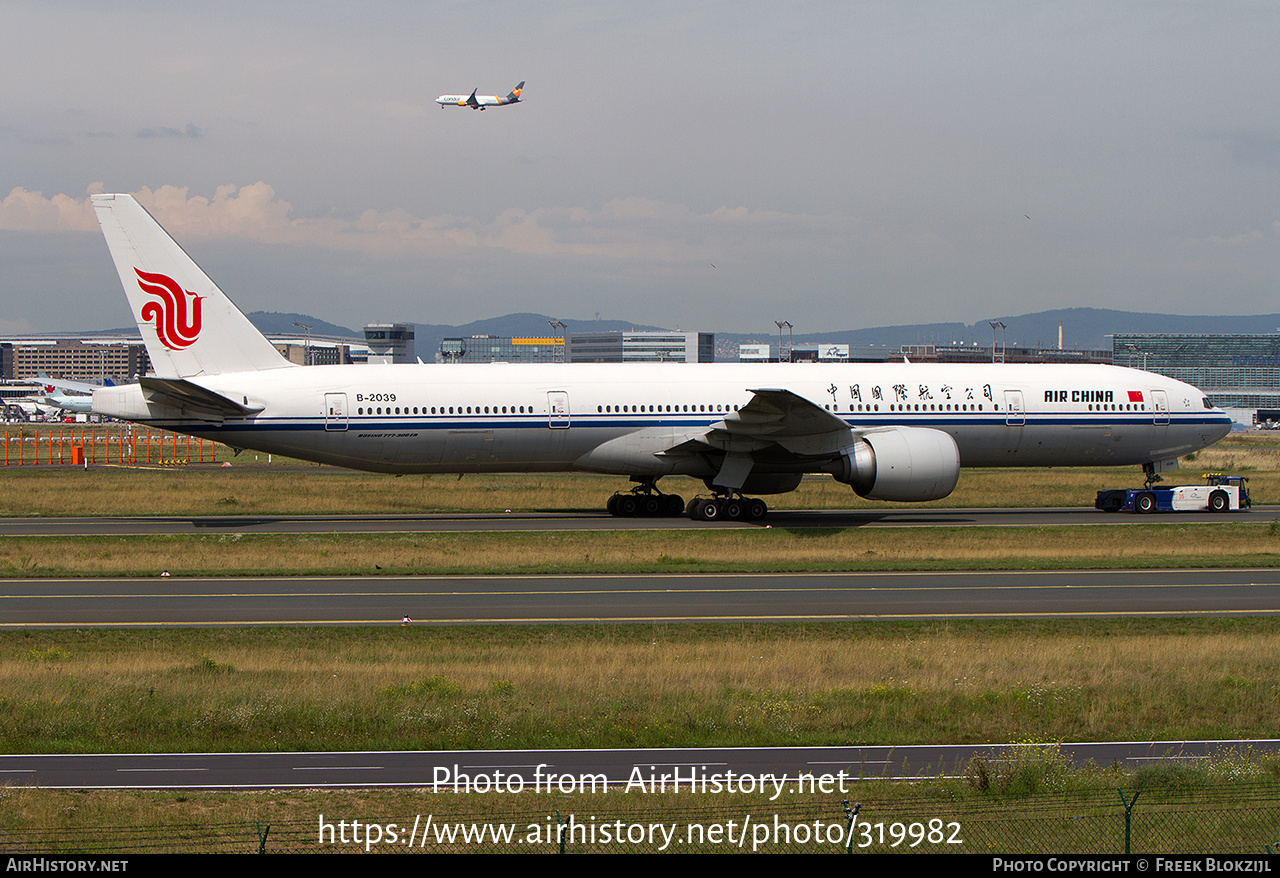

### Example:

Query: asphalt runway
xmin=4 ymin=568 xmax=1280 ymax=626
xmin=4 ymin=740 xmax=1275 ymax=790
xmin=1 ymin=505 xmax=1277 ymax=536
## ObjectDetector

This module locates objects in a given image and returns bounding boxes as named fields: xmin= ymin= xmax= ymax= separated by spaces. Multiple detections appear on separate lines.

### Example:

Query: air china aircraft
xmin=90 ymin=193 xmax=1232 ymax=520
xmin=436 ymin=81 xmax=523 ymax=110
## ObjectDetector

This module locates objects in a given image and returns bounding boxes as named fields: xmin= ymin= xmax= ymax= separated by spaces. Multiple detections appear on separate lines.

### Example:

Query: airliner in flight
xmin=89 ymin=194 xmax=1232 ymax=520
xmin=436 ymin=81 xmax=524 ymax=110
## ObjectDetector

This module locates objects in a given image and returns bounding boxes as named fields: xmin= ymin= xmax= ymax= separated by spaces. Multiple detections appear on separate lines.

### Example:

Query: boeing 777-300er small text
xmin=89 ymin=193 xmax=1232 ymax=520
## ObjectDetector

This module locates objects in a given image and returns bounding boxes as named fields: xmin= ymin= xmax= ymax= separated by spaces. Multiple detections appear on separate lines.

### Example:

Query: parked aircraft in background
xmin=38 ymin=374 xmax=107 ymax=415
xmin=43 ymin=388 xmax=93 ymax=415
xmin=89 ymin=193 xmax=1232 ymax=520
xmin=39 ymin=373 xmax=113 ymax=395
xmin=4 ymin=398 xmax=59 ymax=420
xmin=436 ymin=81 xmax=524 ymax=110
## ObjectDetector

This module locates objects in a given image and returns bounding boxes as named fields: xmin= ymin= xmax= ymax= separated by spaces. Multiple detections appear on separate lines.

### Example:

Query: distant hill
xmin=243 ymin=312 xmax=360 ymax=338
xmin=78 ymin=307 xmax=1280 ymax=358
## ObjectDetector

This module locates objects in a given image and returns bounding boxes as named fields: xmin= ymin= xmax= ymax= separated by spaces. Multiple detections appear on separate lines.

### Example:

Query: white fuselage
xmin=436 ymin=93 xmax=510 ymax=108
xmin=94 ymin=361 xmax=1231 ymax=478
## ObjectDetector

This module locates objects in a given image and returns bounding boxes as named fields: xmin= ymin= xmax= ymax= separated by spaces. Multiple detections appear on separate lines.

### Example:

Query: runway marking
xmin=4 ymin=579 xmax=1278 ymax=600
xmin=5 ymin=609 xmax=1280 ymax=627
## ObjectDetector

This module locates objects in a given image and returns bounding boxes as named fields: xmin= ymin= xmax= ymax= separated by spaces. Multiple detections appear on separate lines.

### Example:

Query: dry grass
xmin=0 ymin=430 xmax=1276 ymax=517
xmin=2 ymin=522 xmax=1279 ymax=577
xmin=4 ymin=621 xmax=1280 ymax=754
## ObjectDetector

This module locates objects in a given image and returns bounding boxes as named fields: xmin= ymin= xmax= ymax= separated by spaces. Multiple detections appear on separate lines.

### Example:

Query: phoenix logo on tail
xmin=135 ymin=268 xmax=203 ymax=350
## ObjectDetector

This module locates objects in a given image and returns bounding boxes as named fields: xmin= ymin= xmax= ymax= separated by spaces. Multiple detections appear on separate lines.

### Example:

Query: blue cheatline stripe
xmin=136 ymin=413 xmax=1231 ymax=434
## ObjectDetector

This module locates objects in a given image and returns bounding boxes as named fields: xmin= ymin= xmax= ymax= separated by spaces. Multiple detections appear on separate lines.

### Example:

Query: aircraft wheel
xmin=1209 ymin=490 xmax=1229 ymax=512
xmin=746 ymin=498 xmax=768 ymax=521
xmin=722 ymin=499 xmax=745 ymax=520
xmin=1135 ymin=492 xmax=1157 ymax=514
xmin=606 ymin=494 xmax=620 ymax=517
xmin=615 ymin=495 xmax=639 ymax=517
xmin=663 ymin=494 xmax=685 ymax=517
xmin=692 ymin=498 xmax=721 ymax=521
xmin=642 ymin=496 xmax=662 ymax=517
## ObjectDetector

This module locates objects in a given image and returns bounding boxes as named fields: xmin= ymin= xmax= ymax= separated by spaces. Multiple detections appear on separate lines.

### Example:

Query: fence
xmin=0 ymin=425 xmax=218 ymax=466
xmin=3 ymin=785 xmax=1280 ymax=853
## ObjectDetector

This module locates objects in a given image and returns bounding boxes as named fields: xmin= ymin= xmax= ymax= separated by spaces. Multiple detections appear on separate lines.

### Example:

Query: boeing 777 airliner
xmin=89 ymin=194 xmax=1232 ymax=520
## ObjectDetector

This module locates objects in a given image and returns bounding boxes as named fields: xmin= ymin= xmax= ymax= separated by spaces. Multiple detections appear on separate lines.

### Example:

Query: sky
xmin=1 ymin=1 xmax=1278 ymax=342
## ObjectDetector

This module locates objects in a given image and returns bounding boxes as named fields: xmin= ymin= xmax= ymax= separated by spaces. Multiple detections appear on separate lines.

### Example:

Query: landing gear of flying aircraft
xmin=606 ymin=482 xmax=685 ymax=518
xmin=686 ymin=494 xmax=769 ymax=522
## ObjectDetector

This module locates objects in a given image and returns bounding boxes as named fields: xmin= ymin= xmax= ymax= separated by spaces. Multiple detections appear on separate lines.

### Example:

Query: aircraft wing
xmin=700 ymin=388 xmax=855 ymax=457
xmin=139 ymin=377 xmax=263 ymax=421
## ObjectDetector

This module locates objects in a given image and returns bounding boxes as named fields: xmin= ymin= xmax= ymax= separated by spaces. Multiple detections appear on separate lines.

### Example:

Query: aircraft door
xmin=547 ymin=391 xmax=570 ymax=429
xmin=324 ymin=392 xmax=348 ymax=432
xmin=1152 ymin=390 xmax=1169 ymax=425
xmin=1004 ymin=390 xmax=1025 ymax=426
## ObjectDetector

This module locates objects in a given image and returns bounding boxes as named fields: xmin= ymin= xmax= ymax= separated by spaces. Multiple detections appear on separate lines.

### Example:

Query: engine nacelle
xmin=826 ymin=427 xmax=960 ymax=502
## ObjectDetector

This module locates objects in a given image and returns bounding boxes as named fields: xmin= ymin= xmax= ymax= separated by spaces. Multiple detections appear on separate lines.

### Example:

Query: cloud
xmin=0 ymin=183 xmax=843 ymax=266
xmin=1183 ymin=220 xmax=1280 ymax=249
xmin=0 ymin=187 xmax=98 ymax=232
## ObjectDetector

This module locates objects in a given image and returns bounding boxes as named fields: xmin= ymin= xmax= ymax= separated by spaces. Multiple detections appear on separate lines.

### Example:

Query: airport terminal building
xmin=1112 ymin=333 xmax=1280 ymax=423
xmin=439 ymin=331 xmax=714 ymax=364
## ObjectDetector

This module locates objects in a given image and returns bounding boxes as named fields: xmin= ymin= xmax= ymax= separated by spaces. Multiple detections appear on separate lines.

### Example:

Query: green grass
xmin=4 ymin=620 xmax=1280 ymax=754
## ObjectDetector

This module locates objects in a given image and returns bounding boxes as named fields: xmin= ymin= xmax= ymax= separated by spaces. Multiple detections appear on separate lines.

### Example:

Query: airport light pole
xmin=1126 ymin=344 xmax=1151 ymax=370
xmin=549 ymin=320 xmax=566 ymax=364
xmin=292 ymin=322 xmax=313 ymax=366
xmin=775 ymin=321 xmax=793 ymax=363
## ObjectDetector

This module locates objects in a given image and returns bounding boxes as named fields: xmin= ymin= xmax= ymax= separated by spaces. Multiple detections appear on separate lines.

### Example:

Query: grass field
xmin=5 ymin=620 xmax=1280 ymax=753
xmin=3 ymin=524 xmax=1280 ymax=577
xmin=2 ymin=429 xmax=1278 ymax=853
xmin=4 ymin=621 xmax=1280 ymax=853
xmin=0 ymin=429 xmax=1276 ymax=517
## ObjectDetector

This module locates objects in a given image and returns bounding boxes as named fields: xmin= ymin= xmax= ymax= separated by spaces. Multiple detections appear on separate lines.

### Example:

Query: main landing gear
xmin=606 ymin=481 xmax=686 ymax=518
xmin=604 ymin=479 xmax=771 ymax=521
xmin=686 ymin=493 xmax=768 ymax=522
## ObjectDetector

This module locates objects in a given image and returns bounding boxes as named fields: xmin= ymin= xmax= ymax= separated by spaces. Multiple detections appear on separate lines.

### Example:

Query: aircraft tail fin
xmin=506 ymin=81 xmax=524 ymax=102
xmin=91 ymin=194 xmax=293 ymax=379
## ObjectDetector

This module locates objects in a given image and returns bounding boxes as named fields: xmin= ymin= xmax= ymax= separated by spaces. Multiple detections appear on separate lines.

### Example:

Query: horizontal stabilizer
xmin=139 ymin=377 xmax=263 ymax=421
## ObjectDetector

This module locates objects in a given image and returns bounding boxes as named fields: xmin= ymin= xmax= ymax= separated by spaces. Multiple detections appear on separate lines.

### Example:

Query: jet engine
xmin=825 ymin=427 xmax=960 ymax=502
